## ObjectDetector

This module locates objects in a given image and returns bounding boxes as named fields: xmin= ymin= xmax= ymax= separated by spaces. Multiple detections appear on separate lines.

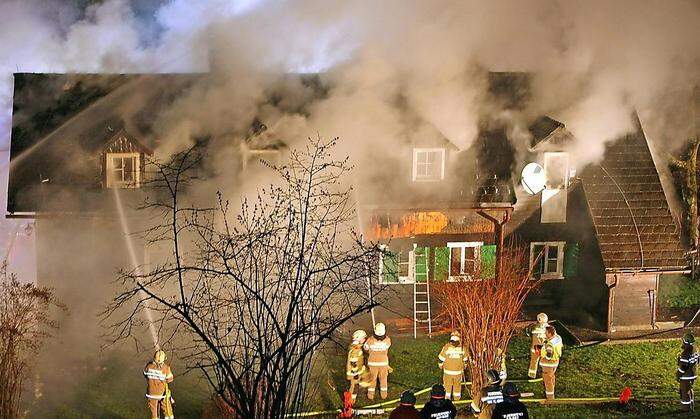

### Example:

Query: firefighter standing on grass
xmin=346 ymin=329 xmax=368 ymax=402
xmin=144 ymin=350 xmax=175 ymax=419
xmin=677 ymin=332 xmax=699 ymax=412
xmin=364 ymin=322 xmax=392 ymax=400
xmin=539 ymin=326 xmax=563 ymax=400
xmin=438 ymin=330 xmax=468 ymax=400
xmin=525 ymin=312 xmax=549 ymax=379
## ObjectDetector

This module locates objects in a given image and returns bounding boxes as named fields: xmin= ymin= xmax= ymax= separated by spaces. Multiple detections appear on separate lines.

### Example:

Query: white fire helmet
xmin=154 ymin=350 xmax=167 ymax=364
xmin=374 ymin=322 xmax=386 ymax=337
xmin=537 ymin=313 xmax=548 ymax=324
xmin=450 ymin=330 xmax=461 ymax=342
xmin=352 ymin=329 xmax=367 ymax=344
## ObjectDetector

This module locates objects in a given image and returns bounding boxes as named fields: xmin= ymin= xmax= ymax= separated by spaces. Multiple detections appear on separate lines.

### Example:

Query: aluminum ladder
xmin=412 ymin=245 xmax=432 ymax=338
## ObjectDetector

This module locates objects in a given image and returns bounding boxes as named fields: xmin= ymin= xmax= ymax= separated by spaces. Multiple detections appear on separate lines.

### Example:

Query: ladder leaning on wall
xmin=412 ymin=245 xmax=432 ymax=338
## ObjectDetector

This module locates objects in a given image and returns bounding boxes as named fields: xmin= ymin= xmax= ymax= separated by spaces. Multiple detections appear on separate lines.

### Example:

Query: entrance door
xmin=609 ymin=273 xmax=658 ymax=332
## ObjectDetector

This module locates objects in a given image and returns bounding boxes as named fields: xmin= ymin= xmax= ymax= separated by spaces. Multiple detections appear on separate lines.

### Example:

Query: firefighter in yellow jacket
xmin=526 ymin=312 xmax=549 ymax=378
xmin=540 ymin=326 xmax=563 ymax=400
xmin=438 ymin=330 xmax=469 ymax=400
xmin=144 ymin=350 xmax=175 ymax=419
xmin=346 ymin=329 xmax=368 ymax=402
xmin=364 ymin=322 xmax=392 ymax=400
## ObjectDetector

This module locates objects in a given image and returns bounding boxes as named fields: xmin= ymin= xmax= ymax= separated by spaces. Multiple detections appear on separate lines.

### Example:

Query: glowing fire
xmin=370 ymin=211 xmax=449 ymax=239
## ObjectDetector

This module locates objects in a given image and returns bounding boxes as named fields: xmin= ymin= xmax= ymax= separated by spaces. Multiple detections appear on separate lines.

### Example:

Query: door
xmin=609 ymin=273 xmax=658 ymax=331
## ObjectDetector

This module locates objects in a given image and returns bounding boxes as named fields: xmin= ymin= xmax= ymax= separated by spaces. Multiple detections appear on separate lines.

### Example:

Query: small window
xmin=530 ymin=242 xmax=565 ymax=279
xmin=412 ymin=148 xmax=445 ymax=182
xmin=447 ymin=242 xmax=482 ymax=281
xmin=106 ymin=152 xmax=140 ymax=188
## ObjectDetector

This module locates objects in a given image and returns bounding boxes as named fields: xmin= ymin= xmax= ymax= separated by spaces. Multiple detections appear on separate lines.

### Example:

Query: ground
xmin=20 ymin=334 xmax=698 ymax=418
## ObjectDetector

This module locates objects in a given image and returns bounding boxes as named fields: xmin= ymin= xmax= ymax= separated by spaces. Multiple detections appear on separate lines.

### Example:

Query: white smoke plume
xmin=1 ymin=0 xmax=699 ymax=174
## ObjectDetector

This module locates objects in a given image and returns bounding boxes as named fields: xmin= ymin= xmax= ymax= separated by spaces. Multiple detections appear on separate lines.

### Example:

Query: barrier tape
xmin=288 ymin=395 xmax=676 ymax=417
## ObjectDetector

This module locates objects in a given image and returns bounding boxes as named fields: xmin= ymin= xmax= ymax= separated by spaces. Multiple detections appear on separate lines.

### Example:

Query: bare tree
xmin=106 ymin=138 xmax=383 ymax=418
xmin=433 ymin=242 xmax=543 ymax=417
xmin=0 ymin=265 xmax=62 ymax=419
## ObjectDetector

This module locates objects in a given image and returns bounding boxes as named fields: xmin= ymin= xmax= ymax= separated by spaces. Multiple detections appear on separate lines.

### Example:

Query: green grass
xmin=27 ymin=351 xmax=209 ymax=419
xmin=659 ymin=274 xmax=700 ymax=308
xmin=313 ymin=334 xmax=691 ymax=418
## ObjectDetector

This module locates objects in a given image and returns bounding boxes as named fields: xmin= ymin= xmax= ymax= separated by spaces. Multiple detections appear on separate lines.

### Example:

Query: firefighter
xmin=492 ymin=382 xmax=529 ymax=419
xmin=346 ymin=329 xmax=368 ymax=402
xmin=389 ymin=390 xmax=421 ymax=419
xmin=525 ymin=312 xmax=549 ymax=379
xmin=421 ymin=384 xmax=457 ymax=419
xmin=144 ymin=350 xmax=175 ymax=419
xmin=539 ymin=326 xmax=563 ymax=400
xmin=364 ymin=322 xmax=392 ymax=400
xmin=470 ymin=369 xmax=503 ymax=417
xmin=677 ymin=332 xmax=699 ymax=412
xmin=438 ymin=330 xmax=469 ymax=400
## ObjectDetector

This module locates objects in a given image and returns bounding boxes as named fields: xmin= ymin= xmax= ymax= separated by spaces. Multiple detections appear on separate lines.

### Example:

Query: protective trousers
xmin=348 ymin=373 xmax=366 ymax=401
xmin=147 ymin=396 xmax=174 ymax=419
xmin=367 ymin=366 xmax=389 ymax=399
xmin=541 ymin=365 xmax=557 ymax=400
xmin=528 ymin=347 xmax=540 ymax=378
xmin=680 ymin=379 xmax=695 ymax=411
xmin=443 ymin=373 xmax=463 ymax=400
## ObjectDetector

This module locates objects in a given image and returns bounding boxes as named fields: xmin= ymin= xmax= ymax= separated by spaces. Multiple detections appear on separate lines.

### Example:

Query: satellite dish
xmin=521 ymin=162 xmax=546 ymax=195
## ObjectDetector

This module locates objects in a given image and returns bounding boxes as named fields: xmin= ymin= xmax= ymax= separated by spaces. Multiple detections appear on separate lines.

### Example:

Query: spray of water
xmin=111 ymin=186 xmax=159 ymax=349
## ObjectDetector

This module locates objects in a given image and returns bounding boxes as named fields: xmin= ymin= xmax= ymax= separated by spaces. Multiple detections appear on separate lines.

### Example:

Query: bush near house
xmin=659 ymin=274 xmax=700 ymax=308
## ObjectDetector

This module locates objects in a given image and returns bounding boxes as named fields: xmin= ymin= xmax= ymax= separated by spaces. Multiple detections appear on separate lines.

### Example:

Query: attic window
xmin=412 ymin=148 xmax=445 ymax=182
xmin=106 ymin=152 xmax=140 ymax=188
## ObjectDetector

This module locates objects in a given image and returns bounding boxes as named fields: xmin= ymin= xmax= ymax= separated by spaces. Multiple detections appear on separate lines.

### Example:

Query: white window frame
xmin=378 ymin=245 xmax=415 ymax=284
xmin=447 ymin=242 xmax=482 ymax=281
xmin=106 ymin=152 xmax=141 ymax=188
xmin=412 ymin=148 xmax=445 ymax=182
xmin=529 ymin=241 xmax=565 ymax=279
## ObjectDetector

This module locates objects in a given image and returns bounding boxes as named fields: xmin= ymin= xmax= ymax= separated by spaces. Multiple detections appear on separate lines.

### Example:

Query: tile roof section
xmin=580 ymin=124 xmax=687 ymax=271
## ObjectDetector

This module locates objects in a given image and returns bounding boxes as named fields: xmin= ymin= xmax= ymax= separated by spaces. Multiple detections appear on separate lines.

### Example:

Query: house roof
xmin=8 ymin=73 xmax=201 ymax=213
xmin=580 ymin=118 xmax=686 ymax=271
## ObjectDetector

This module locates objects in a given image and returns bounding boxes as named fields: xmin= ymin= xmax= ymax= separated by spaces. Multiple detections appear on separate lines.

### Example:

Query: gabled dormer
xmin=101 ymin=128 xmax=153 ymax=189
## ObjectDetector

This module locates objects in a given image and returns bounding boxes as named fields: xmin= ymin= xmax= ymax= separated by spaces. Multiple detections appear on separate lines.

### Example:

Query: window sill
xmin=531 ymin=274 xmax=564 ymax=280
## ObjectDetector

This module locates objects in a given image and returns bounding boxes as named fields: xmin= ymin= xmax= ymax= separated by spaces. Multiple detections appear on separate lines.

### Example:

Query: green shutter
xmin=481 ymin=245 xmax=497 ymax=279
xmin=564 ymin=243 xmax=580 ymax=278
xmin=433 ymin=247 xmax=449 ymax=281
xmin=382 ymin=251 xmax=399 ymax=283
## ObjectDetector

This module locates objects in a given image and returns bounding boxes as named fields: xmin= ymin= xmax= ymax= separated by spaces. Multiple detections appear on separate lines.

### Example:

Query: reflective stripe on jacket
xmin=678 ymin=347 xmax=699 ymax=380
xmin=438 ymin=343 xmax=468 ymax=375
xmin=346 ymin=344 xmax=366 ymax=378
xmin=144 ymin=361 xmax=173 ymax=398
xmin=539 ymin=335 xmax=563 ymax=367
xmin=364 ymin=336 xmax=391 ymax=367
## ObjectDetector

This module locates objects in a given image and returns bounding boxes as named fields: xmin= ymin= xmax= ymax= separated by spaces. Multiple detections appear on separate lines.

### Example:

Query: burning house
xmin=6 ymin=72 xmax=688 ymax=341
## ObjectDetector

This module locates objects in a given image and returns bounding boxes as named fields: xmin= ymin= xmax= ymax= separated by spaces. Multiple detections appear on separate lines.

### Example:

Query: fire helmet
xmin=537 ymin=313 xmax=548 ymax=324
xmin=352 ymin=329 xmax=367 ymax=344
xmin=684 ymin=332 xmax=695 ymax=345
xmin=374 ymin=322 xmax=386 ymax=337
xmin=486 ymin=369 xmax=501 ymax=385
xmin=154 ymin=350 xmax=167 ymax=364
xmin=450 ymin=330 xmax=461 ymax=342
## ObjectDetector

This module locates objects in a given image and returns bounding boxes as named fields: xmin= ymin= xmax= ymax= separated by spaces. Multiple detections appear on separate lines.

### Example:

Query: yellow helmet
xmin=450 ymin=330 xmax=461 ymax=342
xmin=352 ymin=329 xmax=367 ymax=344
xmin=537 ymin=313 xmax=548 ymax=324
xmin=154 ymin=350 xmax=167 ymax=364
xmin=374 ymin=322 xmax=386 ymax=337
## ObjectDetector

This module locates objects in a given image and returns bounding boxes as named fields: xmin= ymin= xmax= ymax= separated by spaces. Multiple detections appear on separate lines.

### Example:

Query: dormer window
xmin=412 ymin=148 xmax=445 ymax=182
xmin=106 ymin=152 xmax=140 ymax=188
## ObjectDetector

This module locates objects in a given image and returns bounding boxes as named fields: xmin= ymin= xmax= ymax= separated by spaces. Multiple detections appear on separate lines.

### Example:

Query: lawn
xmin=659 ymin=274 xmax=700 ymax=308
xmin=311 ymin=333 xmax=691 ymax=418
xmin=22 ymin=334 xmax=692 ymax=418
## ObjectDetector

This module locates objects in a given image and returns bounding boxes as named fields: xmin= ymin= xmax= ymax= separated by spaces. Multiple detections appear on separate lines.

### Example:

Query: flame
xmin=370 ymin=211 xmax=449 ymax=239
